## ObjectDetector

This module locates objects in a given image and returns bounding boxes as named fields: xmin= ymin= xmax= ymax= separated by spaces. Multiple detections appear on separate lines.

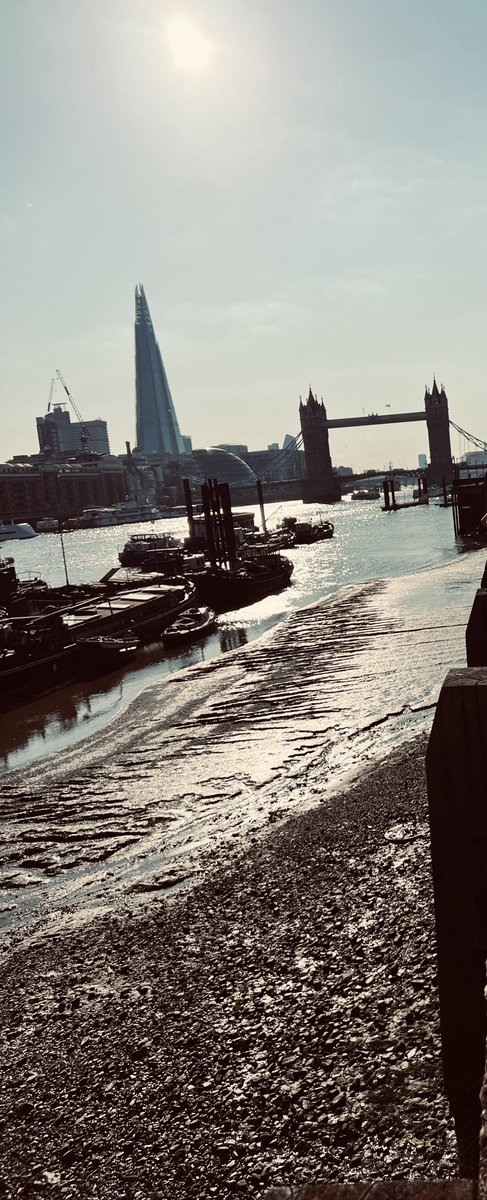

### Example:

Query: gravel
xmin=0 ymin=733 xmax=457 ymax=1199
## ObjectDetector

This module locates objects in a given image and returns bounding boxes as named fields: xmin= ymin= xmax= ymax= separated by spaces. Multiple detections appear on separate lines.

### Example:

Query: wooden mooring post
xmin=426 ymin=668 xmax=487 ymax=1177
xmin=382 ymin=479 xmax=396 ymax=510
xmin=200 ymin=478 xmax=238 ymax=568
xmin=466 ymin=589 xmax=487 ymax=666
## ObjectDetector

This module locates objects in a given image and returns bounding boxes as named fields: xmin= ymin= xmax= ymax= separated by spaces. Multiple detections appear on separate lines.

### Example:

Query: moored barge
xmin=0 ymin=577 xmax=195 ymax=707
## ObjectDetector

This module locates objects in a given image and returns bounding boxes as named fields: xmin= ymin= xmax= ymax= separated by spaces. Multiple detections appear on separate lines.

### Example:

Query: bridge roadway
xmin=327 ymin=411 xmax=426 ymax=428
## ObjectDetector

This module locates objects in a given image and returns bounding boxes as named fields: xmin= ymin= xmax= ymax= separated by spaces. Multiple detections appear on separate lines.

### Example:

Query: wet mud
xmin=0 ymin=736 xmax=457 ymax=1197
xmin=0 ymin=575 xmax=467 ymax=950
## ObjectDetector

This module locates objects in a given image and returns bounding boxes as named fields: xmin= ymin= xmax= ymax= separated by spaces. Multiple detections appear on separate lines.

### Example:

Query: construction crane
xmin=55 ymin=369 xmax=91 ymax=453
xmin=47 ymin=377 xmax=55 ymax=413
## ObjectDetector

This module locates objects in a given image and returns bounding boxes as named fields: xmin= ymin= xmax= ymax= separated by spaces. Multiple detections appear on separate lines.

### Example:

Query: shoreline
xmin=0 ymin=734 xmax=457 ymax=1197
xmin=1 ymin=574 xmax=453 ymax=949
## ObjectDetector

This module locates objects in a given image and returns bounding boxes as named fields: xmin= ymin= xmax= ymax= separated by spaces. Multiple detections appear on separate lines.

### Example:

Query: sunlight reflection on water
xmin=1 ymin=497 xmax=483 ymax=774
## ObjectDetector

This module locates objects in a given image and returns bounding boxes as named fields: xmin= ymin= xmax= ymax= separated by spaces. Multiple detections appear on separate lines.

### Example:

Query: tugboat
xmin=279 ymin=515 xmax=334 ymax=544
xmin=193 ymin=544 xmax=294 ymax=613
xmin=118 ymin=531 xmax=182 ymax=568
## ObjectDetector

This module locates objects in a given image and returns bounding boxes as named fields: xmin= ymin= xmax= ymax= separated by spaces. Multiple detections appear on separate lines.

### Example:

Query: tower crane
xmin=47 ymin=377 xmax=55 ymax=412
xmin=55 ymin=369 xmax=91 ymax=453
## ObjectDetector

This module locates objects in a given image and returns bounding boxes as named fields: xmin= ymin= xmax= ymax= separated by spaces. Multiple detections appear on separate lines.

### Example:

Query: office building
xmin=135 ymin=283 xmax=185 ymax=457
xmin=36 ymin=405 xmax=110 ymax=455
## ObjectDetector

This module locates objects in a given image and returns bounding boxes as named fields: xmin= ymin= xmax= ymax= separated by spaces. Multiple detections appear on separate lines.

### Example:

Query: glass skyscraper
xmin=134 ymin=283 xmax=184 ymax=456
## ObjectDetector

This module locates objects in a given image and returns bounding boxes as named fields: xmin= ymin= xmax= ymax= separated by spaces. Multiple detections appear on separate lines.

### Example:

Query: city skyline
xmin=2 ymin=1 xmax=487 ymax=470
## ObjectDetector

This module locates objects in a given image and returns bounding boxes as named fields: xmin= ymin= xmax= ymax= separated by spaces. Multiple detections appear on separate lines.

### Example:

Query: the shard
xmin=134 ymin=283 xmax=184 ymax=456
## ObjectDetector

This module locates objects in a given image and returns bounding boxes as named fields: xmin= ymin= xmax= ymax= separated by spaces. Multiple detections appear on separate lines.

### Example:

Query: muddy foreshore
xmin=0 ymin=732 xmax=456 ymax=1199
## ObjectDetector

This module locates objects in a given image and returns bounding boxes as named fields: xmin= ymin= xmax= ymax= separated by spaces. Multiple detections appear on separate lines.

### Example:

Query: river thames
xmin=0 ymin=493 xmax=484 ymax=942
xmin=1 ymin=493 xmax=481 ymax=774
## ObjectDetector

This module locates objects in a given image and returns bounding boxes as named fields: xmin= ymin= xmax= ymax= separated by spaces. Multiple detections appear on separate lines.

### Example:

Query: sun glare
xmin=165 ymin=15 xmax=214 ymax=73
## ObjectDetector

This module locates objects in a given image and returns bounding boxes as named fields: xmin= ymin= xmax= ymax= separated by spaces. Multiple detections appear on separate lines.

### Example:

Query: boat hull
xmin=162 ymin=607 xmax=216 ymax=646
xmin=278 ymin=518 xmax=334 ymax=545
xmin=293 ymin=527 xmax=334 ymax=544
xmin=192 ymin=558 xmax=293 ymax=613
xmin=0 ymin=521 xmax=37 ymax=542
xmin=76 ymin=636 xmax=140 ymax=675
xmin=0 ymin=579 xmax=196 ymax=709
xmin=0 ymin=642 xmax=80 ymax=706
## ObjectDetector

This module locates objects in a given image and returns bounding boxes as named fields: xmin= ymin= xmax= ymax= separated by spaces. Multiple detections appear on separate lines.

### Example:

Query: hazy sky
xmin=2 ymin=0 xmax=487 ymax=471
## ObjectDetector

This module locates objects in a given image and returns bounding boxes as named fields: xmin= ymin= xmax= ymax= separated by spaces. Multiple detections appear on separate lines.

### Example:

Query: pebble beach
xmin=0 ymin=732 xmax=457 ymax=1199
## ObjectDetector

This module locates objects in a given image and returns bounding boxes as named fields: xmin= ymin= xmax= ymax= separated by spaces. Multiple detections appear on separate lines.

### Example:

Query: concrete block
xmin=466 ymin=590 xmax=487 ymax=666
xmin=426 ymin=668 xmax=487 ymax=1177
xmin=262 ymin=1182 xmax=476 ymax=1199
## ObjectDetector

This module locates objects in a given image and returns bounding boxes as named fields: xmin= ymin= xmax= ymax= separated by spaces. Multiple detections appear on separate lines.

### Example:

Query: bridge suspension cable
xmin=449 ymin=419 xmax=487 ymax=453
xmin=260 ymin=431 xmax=304 ymax=482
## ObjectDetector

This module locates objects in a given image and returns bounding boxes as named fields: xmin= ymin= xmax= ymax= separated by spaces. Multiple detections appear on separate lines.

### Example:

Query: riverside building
xmin=0 ymin=458 xmax=127 ymax=523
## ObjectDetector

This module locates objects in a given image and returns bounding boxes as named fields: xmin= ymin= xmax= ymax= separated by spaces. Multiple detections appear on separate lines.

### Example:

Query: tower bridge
xmin=326 ymin=411 xmax=426 ymax=428
xmin=299 ymin=379 xmax=454 ymax=502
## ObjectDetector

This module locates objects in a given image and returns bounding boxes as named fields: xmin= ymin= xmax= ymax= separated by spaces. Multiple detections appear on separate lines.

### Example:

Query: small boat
xmin=0 ymin=519 xmax=37 ymax=542
xmin=245 ymin=529 xmax=296 ymax=550
xmin=162 ymin=606 xmax=216 ymax=646
xmin=278 ymin=516 xmax=334 ymax=544
xmin=351 ymin=488 xmax=381 ymax=500
xmin=193 ymin=547 xmax=294 ymax=612
xmin=119 ymin=531 xmax=182 ymax=568
xmin=76 ymin=634 xmax=141 ymax=673
xmin=36 ymin=517 xmax=60 ymax=533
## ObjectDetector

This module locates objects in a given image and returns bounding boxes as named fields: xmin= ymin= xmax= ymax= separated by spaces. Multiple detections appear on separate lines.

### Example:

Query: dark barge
xmin=0 ymin=577 xmax=195 ymax=708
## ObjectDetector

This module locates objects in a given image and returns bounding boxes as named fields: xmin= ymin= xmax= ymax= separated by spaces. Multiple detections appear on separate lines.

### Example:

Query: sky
xmin=2 ymin=0 xmax=487 ymax=472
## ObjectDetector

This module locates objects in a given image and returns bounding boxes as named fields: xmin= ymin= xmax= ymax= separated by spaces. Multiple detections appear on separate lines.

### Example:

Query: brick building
xmin=0 ymin=459 xmax=127 ymax=522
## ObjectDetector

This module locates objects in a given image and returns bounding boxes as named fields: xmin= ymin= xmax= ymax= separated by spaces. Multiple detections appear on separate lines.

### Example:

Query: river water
xmin=0 ymin=494 xmax=485 ymax=942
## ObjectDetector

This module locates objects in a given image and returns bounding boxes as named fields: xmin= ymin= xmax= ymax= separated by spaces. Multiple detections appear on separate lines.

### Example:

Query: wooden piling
xmin=201 ymin=483 xmax=217 ymax=567
xmin=183 ymin=478 xmax=195 ymax=541
xmin=218 ymin=481 xmax=238 ymax=567
xmin=256 ymin=479 xmax=267 ymax=536
xmin=426 ymin=667 xmax=487 ymax=1177
xmin=209 ymin=478 xmax=223 ymax=562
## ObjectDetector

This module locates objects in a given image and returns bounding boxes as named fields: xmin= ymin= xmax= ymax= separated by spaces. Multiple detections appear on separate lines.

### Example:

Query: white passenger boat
xmin=0 ymin=519 xmax=37 ymax=542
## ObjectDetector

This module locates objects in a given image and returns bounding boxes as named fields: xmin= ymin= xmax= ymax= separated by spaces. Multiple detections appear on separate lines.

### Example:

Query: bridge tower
xmin=425 ymin=379 xmax=453 ymax=485
xmin=300 ymin=389 xmax=341 ymax=503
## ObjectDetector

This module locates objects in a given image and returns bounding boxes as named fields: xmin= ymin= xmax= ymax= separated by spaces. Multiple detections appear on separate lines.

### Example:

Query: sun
xmin=165 ymin=15 xmax=214 ymax=73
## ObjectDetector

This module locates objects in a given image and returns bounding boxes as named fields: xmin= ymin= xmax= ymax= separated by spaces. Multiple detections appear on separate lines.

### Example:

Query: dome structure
xmin=191 ymin=447 xmax=256 ymax=487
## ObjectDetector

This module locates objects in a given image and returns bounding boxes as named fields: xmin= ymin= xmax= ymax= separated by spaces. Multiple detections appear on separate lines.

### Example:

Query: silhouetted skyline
xmin=2 ymin=1 xmax=487 ymax=469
